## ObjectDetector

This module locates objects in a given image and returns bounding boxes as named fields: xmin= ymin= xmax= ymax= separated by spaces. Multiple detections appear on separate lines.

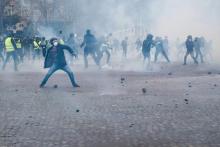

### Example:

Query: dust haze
xmin=3 ymin=0 xmax=213 ymax=72
xmin=31 ymin=0 xmax=220 ymax=63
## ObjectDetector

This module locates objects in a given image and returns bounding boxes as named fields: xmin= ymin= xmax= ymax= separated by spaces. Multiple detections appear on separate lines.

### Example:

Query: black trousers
xmin=184 ymin=51 xmax=198 ymax=64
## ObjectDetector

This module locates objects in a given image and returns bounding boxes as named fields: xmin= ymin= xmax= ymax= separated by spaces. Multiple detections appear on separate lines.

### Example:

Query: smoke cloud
xmin=20 ymin=0 xmax=220 ymax=64
xmin=74 ymin=0 xmax=220 ymax=62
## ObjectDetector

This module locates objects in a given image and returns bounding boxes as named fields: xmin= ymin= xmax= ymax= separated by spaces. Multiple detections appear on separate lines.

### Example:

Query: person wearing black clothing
xmin=142 ymin=34 xmax=154 ymax=65
xmin=80 ymin=30 xmax=99 ymax=68
xmin=22 ymin=37 xmax=32 ymax=60
xmin=183 ymin=35 xmax=198 ymax=65
xmin=15 ymin=38 xmax=24 ymax=63
xmin=40 ymin=38 xmax=80 ymax=88
xmin=41 ymin=37 xmax=49 ymax=58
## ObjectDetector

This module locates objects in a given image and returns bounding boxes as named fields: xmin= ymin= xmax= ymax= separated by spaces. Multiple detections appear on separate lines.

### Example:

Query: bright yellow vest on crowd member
xmin=16 ymin=39 xmax=22 ymax=49
xmin=34 ymin=40 xmax=41 ymax=50
xmin=59 ymin=39 xmax=64 ymax=45
xmin=5 ymin=37 xmax=15 ymax=52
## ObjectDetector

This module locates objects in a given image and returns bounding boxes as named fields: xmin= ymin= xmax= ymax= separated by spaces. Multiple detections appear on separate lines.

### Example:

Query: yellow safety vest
xmin=16 ymin=39 xmax=22 ymax=49
xmin=5 ymin=37 xmax=15 ymax=52
xmin=46 ymin=40 xmax=52 ymax=48
xmin=34 ymin=41 xmax=41 ymax=50
xmin=59 ymin=39 xmax=64 ymax=45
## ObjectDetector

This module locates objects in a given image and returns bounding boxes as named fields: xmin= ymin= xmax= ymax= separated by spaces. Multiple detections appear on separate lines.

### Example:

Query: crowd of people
xmin=0 ymin=29 xmax=213 ymax=88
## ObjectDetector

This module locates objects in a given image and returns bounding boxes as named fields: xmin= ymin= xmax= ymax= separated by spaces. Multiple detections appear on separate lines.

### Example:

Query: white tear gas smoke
xmin=37 ymin=26 xmax=57 ymax=39
xmin=22 ymin=0 xmax=220 ymax=68
xmin=148 ymin=0 xmax=220 ymax=62
xmin=74 ymin=0 xmax=220 ymax=64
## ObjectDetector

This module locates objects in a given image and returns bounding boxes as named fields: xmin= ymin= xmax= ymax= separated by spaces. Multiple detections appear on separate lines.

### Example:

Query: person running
xmin=154 ymin=37 xmax=170 ymax=63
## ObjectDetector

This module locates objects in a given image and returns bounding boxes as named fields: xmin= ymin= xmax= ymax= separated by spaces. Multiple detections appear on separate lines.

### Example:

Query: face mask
xmin=53 ymin=42 xmax=58 ymax=46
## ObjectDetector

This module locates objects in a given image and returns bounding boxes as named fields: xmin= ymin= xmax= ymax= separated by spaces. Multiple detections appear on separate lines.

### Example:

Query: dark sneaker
xmin=40 ymin=84 xmax=45 ymax=88
xmin=73 ymin=84 xmax=80 ymax=88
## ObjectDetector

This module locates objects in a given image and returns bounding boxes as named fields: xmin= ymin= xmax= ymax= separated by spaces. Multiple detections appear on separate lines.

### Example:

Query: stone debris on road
xmin=53 ymin=84 xmax=58 ymax=88
xmin=1 ymin=64 xmax=220 ymax=147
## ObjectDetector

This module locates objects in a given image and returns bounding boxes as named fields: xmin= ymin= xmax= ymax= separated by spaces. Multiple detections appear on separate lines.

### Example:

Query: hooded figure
xmin=80 ymin=30 xmax=99 ymax=68
xmin=142 ymin=34 xmax=154 ymax=65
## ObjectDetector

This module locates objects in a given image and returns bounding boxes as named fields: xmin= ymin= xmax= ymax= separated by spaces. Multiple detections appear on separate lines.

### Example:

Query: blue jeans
xmin=40 ymin=64 xmax=78 ymax=88
xmin=2 ymin=51 xmax=18 ymax=71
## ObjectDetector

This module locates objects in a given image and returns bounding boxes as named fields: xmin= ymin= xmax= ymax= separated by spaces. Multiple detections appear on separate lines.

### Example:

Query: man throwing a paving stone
xmin=40 ymin=38 xmax=80 ymax=88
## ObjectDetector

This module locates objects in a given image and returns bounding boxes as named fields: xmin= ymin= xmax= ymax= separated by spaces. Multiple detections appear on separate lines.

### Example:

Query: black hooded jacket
xmin=44 ymin=44 xmax=75 ymax=68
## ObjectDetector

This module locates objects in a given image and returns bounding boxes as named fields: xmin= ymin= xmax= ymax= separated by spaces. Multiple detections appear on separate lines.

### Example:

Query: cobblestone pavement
xmin=0 ymin=64 xmax=220 ymax=147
